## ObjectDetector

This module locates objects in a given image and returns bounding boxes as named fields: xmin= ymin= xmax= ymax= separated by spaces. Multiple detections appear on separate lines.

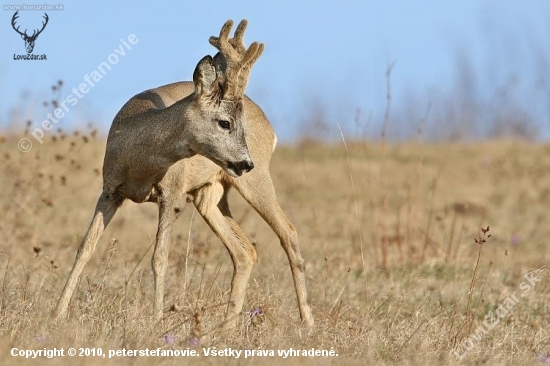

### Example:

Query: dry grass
xmin=0 ymin=131 xmax=549 ymax=365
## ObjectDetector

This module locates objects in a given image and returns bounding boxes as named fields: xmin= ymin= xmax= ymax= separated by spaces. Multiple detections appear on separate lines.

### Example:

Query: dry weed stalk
xmin=337 ymin=123 xmax=367 ymax=293
xmin=378 ymin=62 xmax=395 ymax=270
xmin=465 ymin=226 xmax=491 ymax=333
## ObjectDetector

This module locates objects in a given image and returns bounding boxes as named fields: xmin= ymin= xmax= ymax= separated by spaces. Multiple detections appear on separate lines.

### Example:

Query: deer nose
xmin=234 ymin=160 xmax=254 ymax=174
xmin=228 ymin=160 xmax=254 ymax=176
xmin=241 ymin=160 xmax=254 ymax=172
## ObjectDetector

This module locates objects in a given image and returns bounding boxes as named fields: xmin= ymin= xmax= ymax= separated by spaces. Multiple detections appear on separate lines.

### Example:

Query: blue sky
xmin=1 ymin=0 xmax=549 ymax=141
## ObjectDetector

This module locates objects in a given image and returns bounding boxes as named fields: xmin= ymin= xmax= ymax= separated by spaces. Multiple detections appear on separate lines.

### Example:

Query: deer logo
xmin=11 ymin=11 xmax=49 ymax=54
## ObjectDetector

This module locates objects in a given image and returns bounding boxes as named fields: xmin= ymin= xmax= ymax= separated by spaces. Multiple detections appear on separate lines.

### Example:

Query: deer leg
xmin=230 ymin=169 xmax=314 ymax=327
xmin=192 ymin=181 xmax=257 ymax=328
xmin=151 ymin=195 xmax=176 ymax=322
xmin=53 ymin=191 xmax=118 ymax=320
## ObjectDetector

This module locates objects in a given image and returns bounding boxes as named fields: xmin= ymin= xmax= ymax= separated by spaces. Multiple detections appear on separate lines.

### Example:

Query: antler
xmin=31 ymin=13 xmax=49 ymax=39
xmin=209 ymin=20 xmax=264 ymax=100
xmin=11 ymin=11 xmax=48 ymax=40
xmin=11 ymin=11 xmax=26 ymax=37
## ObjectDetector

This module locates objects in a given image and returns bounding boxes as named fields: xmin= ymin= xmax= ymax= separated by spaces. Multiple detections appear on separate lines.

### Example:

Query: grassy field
xmin=0 ymin=131 xmax=549 ymax=365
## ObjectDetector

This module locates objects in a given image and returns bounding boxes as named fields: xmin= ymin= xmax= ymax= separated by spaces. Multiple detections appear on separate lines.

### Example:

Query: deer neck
xmin=151 ymin=96 xmax=197 ymax=164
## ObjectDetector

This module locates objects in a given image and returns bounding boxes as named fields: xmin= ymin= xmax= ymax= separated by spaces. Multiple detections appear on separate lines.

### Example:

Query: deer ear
xmin=21 ymin=34 xmax=25 ymax=40
xmin=193 ymin=55 xmax=220 ymax=99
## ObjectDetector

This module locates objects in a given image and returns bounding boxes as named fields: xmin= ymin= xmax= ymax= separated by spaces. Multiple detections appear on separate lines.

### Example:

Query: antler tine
xmin=34 ymin=13 xmax=49 ymax=37
xmin=11 ymin=11 xmax=26 ymax=36
xmin=12 ymin=11 xmax=19 ymax=22
xmin=229 ymin=19 xmax=248 ymax=53
xmin=236 ymin=43 xmax=264 ymax=96
xmin=243 ymin=42 xmax=263 ymax=66
xmin=208 ymin=20 xmax=234 ymax=51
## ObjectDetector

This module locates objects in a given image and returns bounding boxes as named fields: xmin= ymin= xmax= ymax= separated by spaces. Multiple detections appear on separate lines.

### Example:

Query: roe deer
xmin=53 ymin=20 xmax=314 ymax=328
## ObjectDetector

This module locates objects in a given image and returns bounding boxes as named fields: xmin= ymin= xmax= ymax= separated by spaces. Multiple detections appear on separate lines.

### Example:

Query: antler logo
xmin=11 ymin=11 xmax=49 ymax=54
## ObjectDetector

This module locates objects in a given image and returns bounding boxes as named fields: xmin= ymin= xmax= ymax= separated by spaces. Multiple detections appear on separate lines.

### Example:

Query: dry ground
xmin=0 ymin=131 xmax=549 ymax=365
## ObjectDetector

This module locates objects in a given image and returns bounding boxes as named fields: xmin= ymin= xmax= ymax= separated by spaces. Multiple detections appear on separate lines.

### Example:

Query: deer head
xmin=12 ymin=11 xmax=49 ymax=54
xmin=187 ymin=20 xmax=264 ymax=177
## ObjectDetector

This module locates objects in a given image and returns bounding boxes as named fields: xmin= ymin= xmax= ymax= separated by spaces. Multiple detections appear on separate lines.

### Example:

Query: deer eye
xmin=218 ymin=120 xmax=231 ymax=130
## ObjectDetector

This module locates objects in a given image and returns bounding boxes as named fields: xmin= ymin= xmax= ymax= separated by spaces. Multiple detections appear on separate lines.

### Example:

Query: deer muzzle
xmin=227 ymin=159 xmax=254 ymax=176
